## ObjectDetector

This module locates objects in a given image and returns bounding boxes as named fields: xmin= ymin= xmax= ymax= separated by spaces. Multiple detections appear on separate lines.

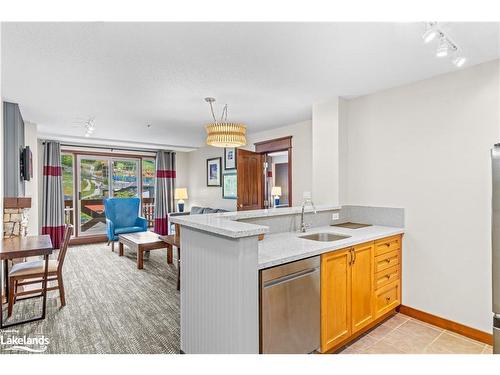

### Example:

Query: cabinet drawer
xmin=374 ymin=250 xmax=399 ymax=273
xmin=374 ymin=235 xmax=401 ymax=257
xmin=374 ymin=265 xmax=400 ymax=290
xmin=375 ymin=280 xmax=400 ymax=317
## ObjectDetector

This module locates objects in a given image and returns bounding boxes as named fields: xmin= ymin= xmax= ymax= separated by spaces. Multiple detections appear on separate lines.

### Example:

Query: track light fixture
xmin=422 ymin=23 xmax=438 ymax=44
xmin=436 ymin=38 xmax=449 ymax=57
xmin=422 ymin=22 xmax=466 ymax=68
xmin=84 ymin=118 xmax=96 ymax=137
xmin=453 ymin=55 xmax=466 ymax=68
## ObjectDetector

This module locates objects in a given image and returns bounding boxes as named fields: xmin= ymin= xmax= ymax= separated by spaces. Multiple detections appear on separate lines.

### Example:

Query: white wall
xmin=338 ymin=97 xmax=349 ymax=205
xmin=184 ymin=146 xmax=237 ymax=211
xmin=312 ymin=98 xmax=340 ymax=206
xmin=344 ymin=59 xmax=500 ymax=332
xmin=246 ymin=120 xmax=312 ymax=207
xmin=24 ymin=121 xmax=39 ymax=234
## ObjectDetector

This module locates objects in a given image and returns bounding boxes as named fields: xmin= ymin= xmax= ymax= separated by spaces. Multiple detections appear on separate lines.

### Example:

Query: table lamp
xmin=271 ymin=186 xmax=282 ymax=207
xmin=174 ymin=188 xmax=188 ymax=212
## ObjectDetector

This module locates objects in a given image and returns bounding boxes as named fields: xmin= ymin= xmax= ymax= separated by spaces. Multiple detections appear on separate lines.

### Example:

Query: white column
xmin=312 ymin=97 xmax=340 ymax=206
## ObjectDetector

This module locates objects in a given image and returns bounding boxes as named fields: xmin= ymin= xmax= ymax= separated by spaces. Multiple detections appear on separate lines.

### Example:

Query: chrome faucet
xmin=300 ymin=198 xmax=317 ymax=233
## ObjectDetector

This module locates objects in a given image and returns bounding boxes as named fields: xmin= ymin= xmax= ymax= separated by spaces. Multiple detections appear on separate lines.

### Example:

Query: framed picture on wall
xmin=206 ymin=157 xmax=222 ymax=186
xmin=222 ymin=172 xmax=237 ymax=199
xmin=224 ymin=147 xmax=237 ymax=170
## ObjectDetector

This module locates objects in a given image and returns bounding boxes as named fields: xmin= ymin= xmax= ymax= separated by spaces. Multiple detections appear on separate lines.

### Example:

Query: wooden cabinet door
xmin=321 ymin=249 xmax=351 ymax=352
xmin=236 ymin=149 xmax=264 ymax=211
xmin=350 ymin=242 xmax=374 ymax=334
xmin=375 ymin=280 xmax=400 ymax=318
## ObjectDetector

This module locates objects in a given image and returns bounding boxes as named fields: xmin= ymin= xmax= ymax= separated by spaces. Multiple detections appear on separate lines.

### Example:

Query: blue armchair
xmin=104 ymin=197 xmax=148 ymax=251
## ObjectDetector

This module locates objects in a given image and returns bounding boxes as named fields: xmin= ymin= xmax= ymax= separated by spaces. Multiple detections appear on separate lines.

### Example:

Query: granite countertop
xmin=258 ymin=225 xmax=404 ymax=269
xmin=169 ymin=205 xmax=340 ymax=239
xmin=169 ymin=213 xmax=269 ymax=238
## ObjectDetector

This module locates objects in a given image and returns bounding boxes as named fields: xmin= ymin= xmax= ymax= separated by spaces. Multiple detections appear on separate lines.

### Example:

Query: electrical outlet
xmin=332 ymin=212 xmax=340 ymax=220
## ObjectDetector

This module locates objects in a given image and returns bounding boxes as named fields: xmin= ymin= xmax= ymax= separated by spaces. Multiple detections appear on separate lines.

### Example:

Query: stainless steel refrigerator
xmin=491 ymin=145 xmax=500 ymax=353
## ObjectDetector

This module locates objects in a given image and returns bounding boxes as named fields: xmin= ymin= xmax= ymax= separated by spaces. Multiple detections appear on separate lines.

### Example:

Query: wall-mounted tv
xmin=20 ymin=146 xmax=32 ymax=181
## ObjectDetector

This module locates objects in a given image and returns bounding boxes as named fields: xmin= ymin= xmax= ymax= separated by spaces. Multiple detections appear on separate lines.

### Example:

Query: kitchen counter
xmin=170 ymin=205 xmax=340 ymax=238
xmin=176 ymin=204 xmax=403 ymax=354
xmin=258 ymin=224 xmax=404 ymax=269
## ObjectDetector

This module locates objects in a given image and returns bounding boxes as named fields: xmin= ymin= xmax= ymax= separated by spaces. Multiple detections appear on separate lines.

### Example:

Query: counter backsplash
xmin=239 ymin=205 xmax=404 ymax=234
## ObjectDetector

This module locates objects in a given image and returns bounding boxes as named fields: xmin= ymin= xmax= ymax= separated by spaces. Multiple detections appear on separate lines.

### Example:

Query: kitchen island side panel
xmin=180 ymin=226 xmax=259 ymax=353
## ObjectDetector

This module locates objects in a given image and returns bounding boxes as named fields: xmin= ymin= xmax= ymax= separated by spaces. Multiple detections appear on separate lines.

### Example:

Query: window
xmin=61 ymin=153 xmax=74 ymax=226
xmin=142 ymin=158 xmax=155 ymax=199
xmin=60 ymin=151 xmax=156 ymax=236
xmin=112 ymin=160 xmax=138 ymax=198
xmin=142 ymin=158 xmax=156 ymax=228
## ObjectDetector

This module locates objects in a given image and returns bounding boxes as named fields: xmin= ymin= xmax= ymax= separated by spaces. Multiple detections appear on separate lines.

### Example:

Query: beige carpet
xmin=0 ymin=243 xmax=180 ymax=354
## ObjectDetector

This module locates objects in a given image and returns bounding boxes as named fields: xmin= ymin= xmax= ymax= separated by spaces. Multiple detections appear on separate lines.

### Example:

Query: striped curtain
xmin=42 ymin=141 xmax=65 ymax=248
xmin=154 ymin=151 xmax=176 ymax=235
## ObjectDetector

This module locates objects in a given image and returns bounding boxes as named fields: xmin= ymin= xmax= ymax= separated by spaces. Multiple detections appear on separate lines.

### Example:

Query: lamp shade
xmin=206 ymin=123 xmax=247 ymax=147
xmin=271 ymin=186 xmax=282 ymax=196
xmin=174 ymin=188 xmax=188 ymax=200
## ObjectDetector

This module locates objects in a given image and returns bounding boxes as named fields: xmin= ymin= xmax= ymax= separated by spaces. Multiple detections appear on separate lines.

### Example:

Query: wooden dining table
xmin=0 ymin=235 xmax=53 ymax=328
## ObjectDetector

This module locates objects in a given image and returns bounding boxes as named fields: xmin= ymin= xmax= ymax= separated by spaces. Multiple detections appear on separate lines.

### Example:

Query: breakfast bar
xmin=170 ymin=205 xmax=404 ymax=354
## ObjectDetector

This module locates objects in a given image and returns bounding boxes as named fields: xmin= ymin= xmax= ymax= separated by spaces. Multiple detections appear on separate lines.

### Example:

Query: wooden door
xmin=320 ymin=249 xmax=351 ymax=352
xmin=350 ymin=242 xmax=374 ymax=334
xmin=236 ymin=149 xmax=264 ymax=211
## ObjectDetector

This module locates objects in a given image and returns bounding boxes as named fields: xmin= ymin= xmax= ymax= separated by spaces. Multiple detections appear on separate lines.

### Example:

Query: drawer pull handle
xmin=385 ymin=274 xmax=391 ymax=279
xmin=385 ymin=243 xmax=391 ymax=247
xmin=386 ymin=259 xmax=391 ymax=263
xmin=386 ymin=296 xmax=391 ymax=302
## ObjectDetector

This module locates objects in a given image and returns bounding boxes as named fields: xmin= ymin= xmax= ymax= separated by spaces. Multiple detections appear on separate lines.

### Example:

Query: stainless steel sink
xmin=299 ymin=233 xmax=351 ymax=242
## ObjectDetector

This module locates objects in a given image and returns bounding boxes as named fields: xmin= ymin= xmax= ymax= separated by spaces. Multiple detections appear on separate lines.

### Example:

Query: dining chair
xmin=7 ymin=224 xmax=73 ymax=317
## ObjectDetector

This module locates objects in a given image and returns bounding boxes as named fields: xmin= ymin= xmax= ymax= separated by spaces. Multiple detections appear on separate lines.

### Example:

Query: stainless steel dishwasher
xmin=260 ymin=256 xmax=320 ymax=354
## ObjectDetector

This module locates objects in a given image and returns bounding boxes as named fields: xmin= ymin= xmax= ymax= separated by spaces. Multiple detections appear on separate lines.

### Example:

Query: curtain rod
xmin=40 ymin=140 xmax=169 ymax=154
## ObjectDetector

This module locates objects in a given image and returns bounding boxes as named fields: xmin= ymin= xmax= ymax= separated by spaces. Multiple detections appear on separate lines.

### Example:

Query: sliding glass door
xmin=111 ymin=160 xmax=139 ymax=198
xmin=76 ymin=156 xmax=140 ymax=236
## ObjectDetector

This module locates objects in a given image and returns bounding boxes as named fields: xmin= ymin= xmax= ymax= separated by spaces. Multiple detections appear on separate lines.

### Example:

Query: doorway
xmin=61 ymin=149 xmax=156 ymax=241
xmin=267 ymin=151 xmax=290 ymax=207
xmin=76 ymin=156 xmax=140 ymax=236
xmin=236 ymin=136 xmax=292 ymax=211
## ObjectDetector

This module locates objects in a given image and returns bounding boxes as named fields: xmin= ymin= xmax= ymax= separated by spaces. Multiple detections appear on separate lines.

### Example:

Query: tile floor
xmin=338 ymin=313 xmax=493 ymax=354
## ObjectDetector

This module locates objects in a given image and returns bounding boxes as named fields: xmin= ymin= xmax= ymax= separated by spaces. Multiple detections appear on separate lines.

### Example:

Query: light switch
xmin=332 ymin=212 xmax=340 ymax=220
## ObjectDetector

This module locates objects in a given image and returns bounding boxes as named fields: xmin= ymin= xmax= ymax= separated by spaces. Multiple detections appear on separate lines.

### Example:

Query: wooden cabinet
xmin=373 ymin=236 xmax=401 ymax=319
xmin=374 ymin=264 xmax=399 ymax=290
xmin=374 ymin=249 xmax=399 ymax=273
xmin=375 ymin=280 xmax=401 ymax=317
xmin=374 ymin=235 xmax=401 ymax=256
xmin=320 ymin=234 xmax=402 ymax=353
xmin=321 ymin=242 xmax=374 ymax=352
xmin=351 ymin=242 xmax=374 ymax=334
xmin=320 ymin=249 xmax=352 ymax=351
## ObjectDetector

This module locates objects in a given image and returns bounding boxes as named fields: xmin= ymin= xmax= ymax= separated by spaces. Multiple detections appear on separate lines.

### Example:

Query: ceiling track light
xmin=84 ymin=118 xmax=96 ymax=137
xmin=453 ymin=55 xmax=466 ymax=68
xmin=422 ymin=22 xmax=465 ymax=68
xmin=422 ymin=22 xmax=438 ymax=43
xmin=436 ymin=38 xmax=450 ymax=57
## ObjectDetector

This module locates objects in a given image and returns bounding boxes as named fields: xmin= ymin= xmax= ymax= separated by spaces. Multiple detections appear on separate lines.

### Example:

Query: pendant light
xmin=204 ymin=97 xmax=247 ymax=148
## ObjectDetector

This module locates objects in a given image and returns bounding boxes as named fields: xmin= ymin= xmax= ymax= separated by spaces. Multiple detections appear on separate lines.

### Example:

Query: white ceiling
xmin=2 ymin=22 xmax=499 ymax=149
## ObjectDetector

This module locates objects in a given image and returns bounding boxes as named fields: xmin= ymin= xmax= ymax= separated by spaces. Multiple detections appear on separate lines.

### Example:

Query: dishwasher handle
xmin=263 ymin=267 xmax=319 ymax=289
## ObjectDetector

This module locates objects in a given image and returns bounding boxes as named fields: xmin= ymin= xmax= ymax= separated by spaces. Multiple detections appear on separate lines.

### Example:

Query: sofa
xmin=169 ymin=206 xmax=229 ymax=234
xmin=189 ymin=206 xmax=229 ymax=215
